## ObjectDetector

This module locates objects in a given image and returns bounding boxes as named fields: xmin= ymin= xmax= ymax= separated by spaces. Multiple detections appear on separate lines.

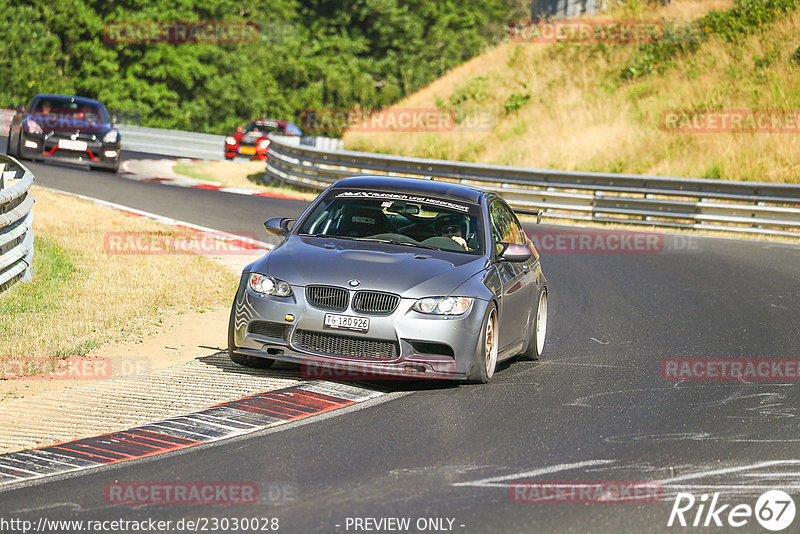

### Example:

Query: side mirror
xmin=537 ymin=209 xmax=543 ymax=225
xmin=264 ymin=217 xmax=296 ymax=238
xmin=236 ymin=126 xmax=243 ymax=133
xmin=499 ymin=242 xmax=532 ymax=263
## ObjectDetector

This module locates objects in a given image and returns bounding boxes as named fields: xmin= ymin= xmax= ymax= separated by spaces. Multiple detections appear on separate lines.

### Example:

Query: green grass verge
xmin=0 ymin=237 xmax=79 ymax=316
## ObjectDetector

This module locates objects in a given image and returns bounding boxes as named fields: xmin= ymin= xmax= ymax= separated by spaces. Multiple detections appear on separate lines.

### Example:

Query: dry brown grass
xmin=0 ymin=187 xmax=239 ymax=365
xmin=344 ymin=0 xmax=800 ymax=183
xmin=606 ymin=0 xmax=735 ymax=21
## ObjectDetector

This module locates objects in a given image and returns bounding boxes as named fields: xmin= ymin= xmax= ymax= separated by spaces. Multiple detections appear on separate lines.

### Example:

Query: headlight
xmin=412 ymin=297 xmax=473 ymax=315
xmin=103 ymin=129 xmax=119 ymax=143
xmin=25 ymin=120 xmax=43 ymax=134
xmin=258 ymin=139 xmax=270 ymax=149
xmin=225 ymin=136 xmax=236 ymax=145
xmin=248 ymin=273 xmax=293 ymax=297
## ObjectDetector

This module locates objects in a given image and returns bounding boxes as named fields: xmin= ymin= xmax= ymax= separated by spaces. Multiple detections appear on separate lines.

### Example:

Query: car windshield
xmin=296 ymin=190 xmax=484 ymax=254
xmin=245 ymin=122 xmax=280 ymax=134
xmin=30 ymin=98 xmax=109 ymax=123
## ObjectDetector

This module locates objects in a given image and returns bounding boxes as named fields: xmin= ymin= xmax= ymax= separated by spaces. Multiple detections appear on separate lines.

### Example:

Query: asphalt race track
xmin=2 ymin=147 xmax=800 ymax=533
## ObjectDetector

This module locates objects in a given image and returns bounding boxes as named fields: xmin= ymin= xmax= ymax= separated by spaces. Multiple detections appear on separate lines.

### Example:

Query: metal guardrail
xmin=0 ymin=155 xmax=34 ymax=294
xmin=2 ymin=108 xmax=343 ymax=159
xmin=117 ymin=124 xmax=343 ymax=159
xmin=265 ymin=140 xmax=800 ymax=237
xmin=117 ymin=124 xmax=225 ymax=160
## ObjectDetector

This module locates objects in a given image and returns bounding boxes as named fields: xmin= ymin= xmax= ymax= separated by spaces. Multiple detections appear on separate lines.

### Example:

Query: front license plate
xmin=324 ymin=314 xmax=369 ymax=332
xmin=58 ymin=139 xmax=88 ymax=151
xmin=239 ymin=146 xmax=256 ymax=155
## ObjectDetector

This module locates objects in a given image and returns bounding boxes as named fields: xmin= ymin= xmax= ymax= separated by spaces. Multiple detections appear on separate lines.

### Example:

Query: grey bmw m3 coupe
xmin=228 ymin=176 xmax=547 ymax=383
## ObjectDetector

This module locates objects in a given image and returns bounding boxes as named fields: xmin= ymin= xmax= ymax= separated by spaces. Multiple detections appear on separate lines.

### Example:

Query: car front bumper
xmin=225 ymin=144 xmax=267 ymax=160
xmin=20 ymin=133 xmax=120 ymax=169
xmin=230 ymin=278 xmax=489 ymax=380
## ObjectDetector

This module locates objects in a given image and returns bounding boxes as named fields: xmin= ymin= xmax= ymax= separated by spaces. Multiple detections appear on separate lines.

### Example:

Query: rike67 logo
xmin=668 ymin=491 xmax=795 ymax=531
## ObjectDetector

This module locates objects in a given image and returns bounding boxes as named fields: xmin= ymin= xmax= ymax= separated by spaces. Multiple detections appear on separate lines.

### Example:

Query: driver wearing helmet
xmin=434 ymin=213 xmax=469 ymax=250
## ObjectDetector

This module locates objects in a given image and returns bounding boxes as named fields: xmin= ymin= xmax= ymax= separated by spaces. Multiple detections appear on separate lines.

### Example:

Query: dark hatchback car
xmin=229 ymin=176 xmax=548 ymax=383
xmin=6 ymin=94 xmax=120 ymax=172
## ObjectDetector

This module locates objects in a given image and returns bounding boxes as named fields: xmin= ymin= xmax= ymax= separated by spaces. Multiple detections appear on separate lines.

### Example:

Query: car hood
xmin=250 ymin=235 xmax=488 ymax=299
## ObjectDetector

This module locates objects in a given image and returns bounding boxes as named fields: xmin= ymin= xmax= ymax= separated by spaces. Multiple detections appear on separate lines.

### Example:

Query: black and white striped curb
xmin=118 ymin=159 xmax=307 ymax=200
xmin=0 ymin=381 xmax=383 ymax=488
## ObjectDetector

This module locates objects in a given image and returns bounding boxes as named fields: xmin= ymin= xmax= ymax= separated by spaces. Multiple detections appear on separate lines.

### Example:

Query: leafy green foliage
xmin=790 ymin=45 xmax=800 ymax=65
xmin=446 ymin=75 xmax=491 ymax=123
xmin=0 ymin=0 xmax=521 ymax=134
xmin=702 ymin=0 xmax=798 ymax=41
xmin=620 ymin=0 xmax=800 ymax=81
xmin=504 ymin=90 xmax=530 ymax=114
xmin=620 ymin=23 xmax=704 ymax=80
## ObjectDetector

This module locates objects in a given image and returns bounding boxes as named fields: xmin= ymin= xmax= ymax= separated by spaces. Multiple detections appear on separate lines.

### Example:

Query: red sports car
xmin=224 ymin=119 xmax=303 ymax=160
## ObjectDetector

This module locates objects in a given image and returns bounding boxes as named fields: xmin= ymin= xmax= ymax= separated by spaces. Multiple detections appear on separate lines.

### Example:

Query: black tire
xmin=466 ymin=303 xmax=499 ymax=383
xmin=518 ymin=289 xmax=547 ymax=361
xmin=13 ymin=135 xmax=27 ymax=161
xmin=227 ymin=299 xmax=275 ymax=369
xmin=6 ymin=132 xmax=14 ymax=157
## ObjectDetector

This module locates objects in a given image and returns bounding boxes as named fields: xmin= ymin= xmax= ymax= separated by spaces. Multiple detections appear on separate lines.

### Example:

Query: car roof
xmin=330 ymin=176 xmax=486 ymax=205
xmin=32 ymin=94 xmax=104 ymax=106
xmin=251 ymin=119 xmax=289 ymax=126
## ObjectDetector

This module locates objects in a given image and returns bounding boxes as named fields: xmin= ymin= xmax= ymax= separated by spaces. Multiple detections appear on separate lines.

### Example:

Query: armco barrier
xmin=2 ymin=111 xmax=225 ymax=159
xmin=1 ymin=110 xmax=341 ymax=159
xmin=264 ymin=140 xmax=800 ymax=237
xmin=116 ymin=124 xmax=342 ymax=159
xmin=117 ymin=124 xmax=224 ymax=160
xmin=0 ymin=155 xmax=34 ymax=294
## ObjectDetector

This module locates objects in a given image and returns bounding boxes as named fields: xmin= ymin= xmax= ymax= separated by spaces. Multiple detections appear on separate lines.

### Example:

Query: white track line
xmin=39 ymin=185 xmax=274 ymax=252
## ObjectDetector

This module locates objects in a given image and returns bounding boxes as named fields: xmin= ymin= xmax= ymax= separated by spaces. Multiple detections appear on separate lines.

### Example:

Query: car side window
xmin=508 ymin=209 xmax=527 ymax=247
xmin=285 ymin=123 xmax=303 ymax=136
xmin=489 ymin=200 xmax=527 ymax=255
